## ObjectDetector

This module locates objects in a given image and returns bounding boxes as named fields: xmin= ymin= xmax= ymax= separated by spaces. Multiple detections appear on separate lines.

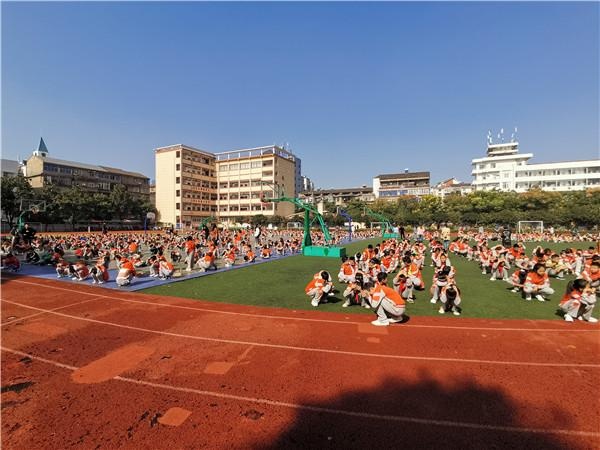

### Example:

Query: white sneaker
xmin=438 ymin=307 xmax=445 ymax=314
xmin=57 ymin=275 xmax=62 ymax=278
xmin=578 ymin=316 xmax=584 ymax=321
xmin=185 ymin=268 xmax=192 ymax=272
xmin=328 ymin=292 xmax=335 ymax=297
xmin=98 ymin=281 xmax=104 ymax=284
xmin=453 ymin=309 xmax=461 ymax=316
xmin=342 ymin=300 xmax=350 ymax=308
xmin=511 ymin=288 xmax=519 ymax=293
xmin=430 ymin=298 xmax=437 ymax=304
xmin=564 ymin=314 xmax=574 ymax=322
xmin=481 ymin=270 xmax=486 ymax=275
xmin=535 ymin=294 xmax=545 ymax=302
xmin=362 ymin=303 xmax=371 ymax=309
xmin=489 ymin=277 xmax=495 ymax=281
xmin=92 ymin=280 xmax=97 ymax=284
xmin=71 ymin=276 xmax=78 ymax=280
xmin=586 ymin=317 xmax=598 ymax=323
xmin=525 ymin=295 xmax=532 ymax=301
xmin=388 ymin=317 xmax=402 ymax=323
xmin=311 ymin=299 xmax=319 ymax=307
xmin=371 ymin=319 xmax=389 ymax=327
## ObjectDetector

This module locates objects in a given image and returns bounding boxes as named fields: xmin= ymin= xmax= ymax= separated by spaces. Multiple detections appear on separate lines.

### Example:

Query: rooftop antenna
xmin=487 ymin=130 xmax=492 ymax=145
xmin=500 ymin=128 xmax=505 ymax=143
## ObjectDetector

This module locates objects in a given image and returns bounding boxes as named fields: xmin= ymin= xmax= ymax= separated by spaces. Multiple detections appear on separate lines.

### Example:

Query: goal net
xmin=517 ymin=221 xmax=544 ymax=234
xmin=370 ymin=222 xmax=386 ymax=233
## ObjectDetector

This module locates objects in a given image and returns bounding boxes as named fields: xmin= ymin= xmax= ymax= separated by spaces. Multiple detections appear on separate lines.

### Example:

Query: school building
xmin=155 ymin=144 xmax=298 ymax=228
xmin=22 ymin=137 xmax=150 ymax=199
xmin=471 ymin=140 xmax=600 ymax=192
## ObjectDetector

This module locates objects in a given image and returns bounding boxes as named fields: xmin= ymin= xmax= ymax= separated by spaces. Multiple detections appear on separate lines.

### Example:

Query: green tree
xmin=0 ymin=173 xmax=34 ymax=227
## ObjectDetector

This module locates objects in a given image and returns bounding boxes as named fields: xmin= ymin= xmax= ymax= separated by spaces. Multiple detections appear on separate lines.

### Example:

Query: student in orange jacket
xmin=305 ymin=271 xmax=333 ymax=307
xmin=370 ymin=272 xmax=406 ymax=326
xmin=560 ymin=279 xmax=597 ymax=323
xmin=158 ymin=256 xmax=175 ymax=279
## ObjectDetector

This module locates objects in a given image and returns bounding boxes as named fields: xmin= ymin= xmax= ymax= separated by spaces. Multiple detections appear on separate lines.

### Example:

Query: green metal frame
xmin=364 ymin=207 xmax=393 ymax=235
xmin=260 ymin=182 xmax=332 ymax=248
xmin=198 ymin=216 xmax=215 ymax=230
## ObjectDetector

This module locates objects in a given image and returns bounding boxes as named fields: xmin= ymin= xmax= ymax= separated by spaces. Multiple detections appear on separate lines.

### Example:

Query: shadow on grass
xmin=259 ymin=372 xmax=574 ymax=449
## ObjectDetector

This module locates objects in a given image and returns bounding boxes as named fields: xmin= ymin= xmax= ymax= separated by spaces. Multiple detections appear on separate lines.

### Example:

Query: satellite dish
xmin=146 ymin=212 xmax=156 ymax=220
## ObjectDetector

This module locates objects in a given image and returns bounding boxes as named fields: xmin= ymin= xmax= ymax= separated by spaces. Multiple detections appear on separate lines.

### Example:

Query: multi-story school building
xmin=471 ymin=141 xmax=600 ymax=192
xmin=23 ymin=137 xmax=150 ymax=200
xmin=372 ymin=171 xmax=431 ymax=198
xmin=155 ymin=144 xmax=298 ymax=228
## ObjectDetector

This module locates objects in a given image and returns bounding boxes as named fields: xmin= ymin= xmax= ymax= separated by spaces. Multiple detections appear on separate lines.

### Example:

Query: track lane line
xmin=1 ymin=297 xmax=103 ymax=326
xmin=2 ymin=298 xmax=598 ymax=368
xmin=1 ymin=346 xmax=598 ymax=438
xmin=7 ymin=279 xmax=599 ymax=333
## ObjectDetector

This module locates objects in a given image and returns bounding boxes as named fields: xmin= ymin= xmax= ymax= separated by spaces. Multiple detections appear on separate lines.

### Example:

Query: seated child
xmin=438 ymin=282 xmax=462 ymax=316
xmin=305 ymin=271 xmax=333 ymax=307
xmin=342 ymin=272 xmax=370 ymax=308
xmin=560 ymin=279 xmax=597 ymax=323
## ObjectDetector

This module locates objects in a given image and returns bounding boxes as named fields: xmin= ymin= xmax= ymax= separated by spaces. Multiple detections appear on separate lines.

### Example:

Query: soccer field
xmin=143 ymin=239 xmax=596 ymax=321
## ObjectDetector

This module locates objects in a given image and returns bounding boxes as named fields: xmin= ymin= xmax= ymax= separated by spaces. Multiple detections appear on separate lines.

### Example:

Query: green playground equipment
xmin=260 ymin=182 xmax=346 ymax=258
xmin=364 ymin=207 xmax=399 ymax=239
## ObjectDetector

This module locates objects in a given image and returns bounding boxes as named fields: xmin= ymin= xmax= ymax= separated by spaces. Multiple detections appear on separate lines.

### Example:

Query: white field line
xmin=1 ymin=298 xmax=598 ymax=369
xmin=7 ymin=279 xmax=599 ymax=333
xmin=1 ymin=346 xmax=599 ymax=438
xmin=1 ymin=297 xmax=102 ymax=326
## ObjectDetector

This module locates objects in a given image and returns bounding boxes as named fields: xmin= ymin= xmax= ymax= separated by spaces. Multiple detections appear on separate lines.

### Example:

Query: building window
xmin=176 ymin=151 xmax=180 ymax=158
xmin=176 ymin=177 xmax=180 ymax=184
xmin=263 ymin=160 xmax=273 ymax=167
xmin=176 ymin=164 xmax=180 ymax=171
xmin=176 ymin=203 xmax=180 ymax=210
xmin=176 ymin=190 xmax=180 ymax=197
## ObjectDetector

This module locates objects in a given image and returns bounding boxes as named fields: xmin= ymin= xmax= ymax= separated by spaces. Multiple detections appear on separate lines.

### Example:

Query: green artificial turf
xmin=143 ymin=239 xmax=596 ymax=321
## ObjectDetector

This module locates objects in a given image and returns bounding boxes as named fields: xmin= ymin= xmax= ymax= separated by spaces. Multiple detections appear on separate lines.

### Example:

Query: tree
xmin=0 ymin=173 xmax=34 ymax=227
xmin=109 ymin=184 xmax=134 ymax=220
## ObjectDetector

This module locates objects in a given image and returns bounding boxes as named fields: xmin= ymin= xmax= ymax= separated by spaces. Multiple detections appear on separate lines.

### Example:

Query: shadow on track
xmin=261 ymin=371 xmax=573 ymax=449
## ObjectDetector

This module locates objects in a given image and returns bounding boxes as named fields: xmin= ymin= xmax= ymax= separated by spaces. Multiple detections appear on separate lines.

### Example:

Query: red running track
xmin=1 ymin=276 xmax=599 ymax=449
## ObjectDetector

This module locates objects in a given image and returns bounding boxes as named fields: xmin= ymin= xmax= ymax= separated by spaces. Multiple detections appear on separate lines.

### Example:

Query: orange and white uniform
xmin=370 ymin=282 xmax=405 ymax=324
xmin=338 ymin=260 xmax=356 ymax=283
xmin=305 ymin=273 xmax=333 ymax=307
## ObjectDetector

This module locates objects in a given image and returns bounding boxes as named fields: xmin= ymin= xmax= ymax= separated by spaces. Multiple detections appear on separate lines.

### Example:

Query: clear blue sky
xmin=2 ymin=2 xmax=599 ymax=188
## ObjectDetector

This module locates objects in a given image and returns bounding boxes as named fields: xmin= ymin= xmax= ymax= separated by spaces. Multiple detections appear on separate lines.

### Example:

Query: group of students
xmin=447 ymin=235 xmax=599 ymax=323
xmin=307 ymin=239 xmax=463 ymax=326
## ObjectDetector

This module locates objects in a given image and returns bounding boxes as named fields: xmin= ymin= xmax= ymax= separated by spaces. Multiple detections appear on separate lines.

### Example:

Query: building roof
xmin=29 ymin=155 xmax=149 ymax=179
xmin=375 ymin=171 xmax=430 ymax=180
xmin=304 ymin=187 xmax=373 ymax=195
xmin=37 ymin=137 xmax=49 ymax=154
xmin=1 ymin=159 xmax=20 ymax=174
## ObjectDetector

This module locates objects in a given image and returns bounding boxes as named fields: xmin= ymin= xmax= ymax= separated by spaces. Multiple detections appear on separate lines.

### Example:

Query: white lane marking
xmin=8 ymin=279 xmax=599 ymax=333
xmin=1 ymin=346 xmax=598 ymax=438
xmin=1 ymin=297 xmax=102 ymax=326
xmin=2 ymin=299 xmax=598 ymax=369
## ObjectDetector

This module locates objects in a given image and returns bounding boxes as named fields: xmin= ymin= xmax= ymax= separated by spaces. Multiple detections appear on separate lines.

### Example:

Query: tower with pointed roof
xmin=33 ymin=137 xmax=49 ymax=157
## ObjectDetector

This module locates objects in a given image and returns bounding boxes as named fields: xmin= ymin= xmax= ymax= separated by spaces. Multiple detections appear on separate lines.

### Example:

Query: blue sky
xmin=2 ymin=2 xmax=599 ymax=188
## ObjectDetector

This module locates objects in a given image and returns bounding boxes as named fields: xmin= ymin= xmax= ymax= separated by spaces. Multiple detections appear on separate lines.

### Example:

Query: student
xmin=56 ymin=258 xmax=70 ymax=278
xmin=545 ymin=254 xmax=567 ymax=280
xmin=438 ymin=282 xmax=462 ymax=316
xmin=90 ymin=257 xmax=109 ymax=284
xmin=579 ymin=260 xmax=600 ymax=294
xmin=559 ymin=279 xmax=597 ymax=323
xmin=224 ymin=247 xmax=237 ymax=267
xmin=305 ymin=270 xmax=333 ymax=307
xmin=70 ymin=260 xmax=90 ymax=281
xmin=260 ymin=245 xmax=272 ymax=260
xmin=490 ymin=255 xmax=510 ymax=282
xmin=147 ymin=255 xmax=160 ymax=277
xmin=430 ymin=265 xmax=454 ymax=304
xmin=370 ymin=272 xmax=406 ymax=326
xmin=158 ymin=256 xmax=175 ymax=279
xmin=523 ymin=263 xmax=555 ymax=302
xmin=342 ymin=272 xmax=370 ymax=308
xmin=392 ymin=273 xmax=412 ymax=303
xmin=115 ymin=255 xmax=136 ymax=286
xmin=1 ymin=253 xmax=20 ymax=272
xmin=338 ymin=255 xmax=357 ymax=283
xmin=243 ymin=247 xmax=256 ymax=263
xmin=184 ymin=236 xmax=196 ymax=272
xmin=196 ymin=251 xmax=217 ymax=272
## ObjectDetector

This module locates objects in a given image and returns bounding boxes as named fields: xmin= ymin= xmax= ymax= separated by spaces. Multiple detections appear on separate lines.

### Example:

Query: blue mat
xmin=3 ymin=253 xmax=297 ymax=292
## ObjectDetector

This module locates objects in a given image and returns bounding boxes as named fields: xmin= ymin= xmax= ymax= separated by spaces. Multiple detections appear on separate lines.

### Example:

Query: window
xmin=251 ymin=161 xmax=262 ymax=168
xmin=229 ymin=163 xmax=239 ymax=170
xmin=220 ymin=165 xmax=228 ymax=172
xmin=176 ymin=190 xmax=180 ymax=197
xmin=230 ymin=181 xmax=239 ymax=188
xmin=262 ymin=160 xmax=273 ymax=167
xmin=262 ymin=171 xmax=273 ymax=177
xmin=176 ymin=151 xmax=180 ymax=158
xmin=176 ymin=177 xmax=180 ymax=184
xmin=176 ymin=164 xmax=180 ymax=171
xmin=240 ymin=162 xmax=250 ymax=170
xmin=176 ymin=203 xmax=180 ymax=210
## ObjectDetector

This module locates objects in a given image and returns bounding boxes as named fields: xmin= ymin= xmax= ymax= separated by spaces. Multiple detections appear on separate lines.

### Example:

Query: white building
xmin=373 ymin=171 xmax=431 ymax=198
xmin=471 ymin=140 xmax=600 ymax=192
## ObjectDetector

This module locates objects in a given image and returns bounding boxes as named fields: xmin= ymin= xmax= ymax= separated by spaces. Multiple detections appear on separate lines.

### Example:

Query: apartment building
xmin=24 ymin=137 xmax=150 ymax=199
xmin=215 ymin=146 xmax=296 ymax=221
xmin=373 ymin=171 xmax=431 ymax=198
xmin=300 ymin=187 xmax=375 ymax=206
xmin=155 ymin=144 xmax=218 ymax=228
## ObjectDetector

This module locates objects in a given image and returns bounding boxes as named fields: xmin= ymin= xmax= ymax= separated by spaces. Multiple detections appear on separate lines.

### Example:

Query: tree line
xmin=1 ymin=173 xmax=156 ymax=230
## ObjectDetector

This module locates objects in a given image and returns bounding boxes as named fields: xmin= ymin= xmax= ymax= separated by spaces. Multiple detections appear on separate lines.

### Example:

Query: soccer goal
xmin=517 ymin=221 xmax=544 ymax=234
xmin=370 ymin=222 xmax=386 ymax=233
